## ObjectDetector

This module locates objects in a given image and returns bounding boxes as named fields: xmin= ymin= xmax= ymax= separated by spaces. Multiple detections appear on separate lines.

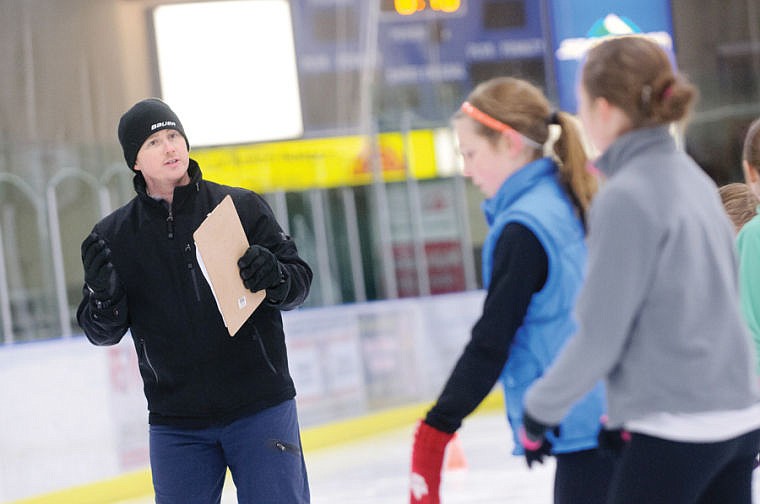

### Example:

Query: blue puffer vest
xmin=482 ymin=157 xmax=605 ymax=455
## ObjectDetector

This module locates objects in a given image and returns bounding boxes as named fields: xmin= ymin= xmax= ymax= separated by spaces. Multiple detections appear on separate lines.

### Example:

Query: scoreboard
xmin=380 ymin=0 xmax=463 ymax=15
xmin=290 ymin=0 xmax=548 ymax=135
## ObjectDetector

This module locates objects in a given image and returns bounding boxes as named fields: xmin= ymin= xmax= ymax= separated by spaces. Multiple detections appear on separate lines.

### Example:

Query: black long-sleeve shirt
xmin=425 ymin=222 xmax=547 ymax=433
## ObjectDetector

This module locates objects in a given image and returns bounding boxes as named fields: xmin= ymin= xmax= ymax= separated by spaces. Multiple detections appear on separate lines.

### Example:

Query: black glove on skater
xmin=597 ymin=414 xmax=631 ymax=458
xmin=520 ymin=411 xmax=559 ymax=469
xmin=81 ymin=232 xmax=123 ymax=302
xmin=238 ymin=244 xmax=284 ymax=293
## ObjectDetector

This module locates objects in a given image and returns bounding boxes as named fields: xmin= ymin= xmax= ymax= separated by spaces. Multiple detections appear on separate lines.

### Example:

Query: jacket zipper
xmin=139 ymin=338 xmax=159 ymax=383
xmin=185 ymin=243 xmax=201 ymax=302
xmin=166 ymin=209 xmax=174 ymax=239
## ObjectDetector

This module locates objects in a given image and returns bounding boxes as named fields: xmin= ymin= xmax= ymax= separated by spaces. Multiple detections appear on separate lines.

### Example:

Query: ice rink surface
xmin=120 ymin=411 xmax=760 ymax=503
xmin=307 ymin=412 xmax=554 ymax=504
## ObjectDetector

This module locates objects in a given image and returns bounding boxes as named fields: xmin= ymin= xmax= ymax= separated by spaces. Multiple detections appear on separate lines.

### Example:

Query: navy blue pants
xmin=608 ymin=429 xmax=760 ymax=504
xmin=149 ymin=399 xmax=310 ymax=504
xmin=554 ymin=449 xmax=616 ymax=504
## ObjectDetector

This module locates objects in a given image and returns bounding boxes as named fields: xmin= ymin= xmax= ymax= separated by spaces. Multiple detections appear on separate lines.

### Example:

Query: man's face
xmin=133 ymin=128 xmax=190 ymax=190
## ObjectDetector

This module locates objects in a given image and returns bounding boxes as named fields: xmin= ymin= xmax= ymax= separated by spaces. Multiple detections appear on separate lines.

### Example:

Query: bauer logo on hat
xmin=118 ymin=98 xmax=189 ymax=170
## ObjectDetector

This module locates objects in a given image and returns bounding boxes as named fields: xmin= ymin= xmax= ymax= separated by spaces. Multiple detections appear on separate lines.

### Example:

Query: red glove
xmin=409 ymin=420 xmax=455 ymax=504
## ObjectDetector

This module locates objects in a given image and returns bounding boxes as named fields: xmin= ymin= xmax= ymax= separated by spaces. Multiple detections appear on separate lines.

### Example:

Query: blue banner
xmin=547 ymin=0 xmax=674 ymax=112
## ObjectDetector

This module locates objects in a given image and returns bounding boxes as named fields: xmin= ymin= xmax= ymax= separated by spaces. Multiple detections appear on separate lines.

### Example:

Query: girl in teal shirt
xmin=739 ymin=118 xmax=760 ymax=375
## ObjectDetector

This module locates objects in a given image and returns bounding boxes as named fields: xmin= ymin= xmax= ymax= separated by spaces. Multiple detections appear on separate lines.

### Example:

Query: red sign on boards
xmin=393 ymin=240 xmax=466 ymax=297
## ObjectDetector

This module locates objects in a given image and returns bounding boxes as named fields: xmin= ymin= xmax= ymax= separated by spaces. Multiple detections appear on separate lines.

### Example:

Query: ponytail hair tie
xmin=641 ymin=85 xmax=652 ymax=107
xmin=546 ymin=110 xmax=561 ymax=126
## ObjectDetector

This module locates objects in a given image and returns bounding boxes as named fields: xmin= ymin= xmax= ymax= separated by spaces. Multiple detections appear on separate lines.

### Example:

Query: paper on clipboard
xmin=193 ymin=195 xmax=265 ymax=336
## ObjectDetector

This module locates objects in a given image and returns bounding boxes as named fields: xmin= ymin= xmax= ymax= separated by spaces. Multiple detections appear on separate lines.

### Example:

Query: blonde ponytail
xmin=458 ymin=77 xmax=599 ymax=229
xmin=552 ymin=111 xmax=598 ymax=228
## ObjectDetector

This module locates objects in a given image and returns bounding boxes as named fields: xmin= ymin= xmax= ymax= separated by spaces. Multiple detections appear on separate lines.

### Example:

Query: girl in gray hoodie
xmin=521 ymin=36 xmax=760 ymax=503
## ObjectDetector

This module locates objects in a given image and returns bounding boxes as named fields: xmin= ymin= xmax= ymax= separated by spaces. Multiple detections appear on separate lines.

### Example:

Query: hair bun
xmin=546 ymin=110 xmax=560 ymax=126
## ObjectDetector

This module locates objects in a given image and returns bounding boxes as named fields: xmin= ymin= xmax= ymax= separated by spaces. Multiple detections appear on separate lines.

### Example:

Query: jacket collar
xmin=595 ymin=126 xmax=674 ymax=179
xmin=133 ymin=158 xmax=202 ymax=210
xmin=483 ymin=157 xmax=556 ymax=226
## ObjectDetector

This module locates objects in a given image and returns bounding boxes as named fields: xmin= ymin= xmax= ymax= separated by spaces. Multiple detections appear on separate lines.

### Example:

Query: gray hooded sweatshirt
xmin=524 ymin=126 xmax=759 ymax=428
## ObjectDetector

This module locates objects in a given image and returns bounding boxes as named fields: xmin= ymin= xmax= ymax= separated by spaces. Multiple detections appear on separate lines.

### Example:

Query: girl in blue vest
xmin=409 ymin=77 xmax=611 ymax=504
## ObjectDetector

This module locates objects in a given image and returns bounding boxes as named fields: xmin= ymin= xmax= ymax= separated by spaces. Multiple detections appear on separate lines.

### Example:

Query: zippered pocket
xmin=184 ymin=243 xmax=201 ymax=302
xmin=268 ymin=439 xmax=301 ymax=457
xmin=138 ymin=338 xmax=159 ymax=384
xmin=252 ymin=329 xmax=277 ymax=375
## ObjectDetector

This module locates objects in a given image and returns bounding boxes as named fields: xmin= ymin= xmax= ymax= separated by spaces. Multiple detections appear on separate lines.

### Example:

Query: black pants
xmin=608 ymin=429 xmax=760 ymax=504
xmin=554 ymin=449 xmax=617 ymax=504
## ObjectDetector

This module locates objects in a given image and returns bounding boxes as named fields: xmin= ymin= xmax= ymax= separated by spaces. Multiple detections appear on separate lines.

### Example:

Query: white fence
xmin=0 ymin=290 xmax=484 ymax=502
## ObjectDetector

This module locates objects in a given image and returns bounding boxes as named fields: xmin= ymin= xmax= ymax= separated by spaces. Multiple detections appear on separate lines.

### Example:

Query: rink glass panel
xmin=1 ymin=0 xmax=759 ymax=343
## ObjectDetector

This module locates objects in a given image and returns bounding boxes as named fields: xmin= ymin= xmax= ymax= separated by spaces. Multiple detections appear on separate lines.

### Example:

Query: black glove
xmin=597 ymin=426 xmax=631 ymax=458
xmin=238 ymin=245 xmax=283 ymax=293
xmin=81 ymin=232 xmax=123 ymax=301
xmin=520 ymin=411 xmax=558 ymax=469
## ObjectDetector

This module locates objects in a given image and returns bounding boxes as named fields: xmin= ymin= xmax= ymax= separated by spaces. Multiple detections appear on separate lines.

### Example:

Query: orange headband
xmin=460 ymin=101 xmax=513 ymax=133
xmin=460 ymin=101 xmax=542 ymax=149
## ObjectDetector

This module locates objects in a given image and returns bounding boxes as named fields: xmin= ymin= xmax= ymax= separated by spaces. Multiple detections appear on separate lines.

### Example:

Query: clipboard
xmin=193 ymin=195 xmax=265 ymax=336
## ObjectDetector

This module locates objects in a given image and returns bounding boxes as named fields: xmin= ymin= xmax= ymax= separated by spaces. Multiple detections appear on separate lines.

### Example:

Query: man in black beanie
xmin=117 ymin=98 xmax=189 ymax=171
xmin=76 ymin=98 xmax=313 ymax=503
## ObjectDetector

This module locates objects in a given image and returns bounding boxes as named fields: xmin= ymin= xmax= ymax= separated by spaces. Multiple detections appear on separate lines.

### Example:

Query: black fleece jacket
xmin=77 ymin=160 xmax=313 ymax=428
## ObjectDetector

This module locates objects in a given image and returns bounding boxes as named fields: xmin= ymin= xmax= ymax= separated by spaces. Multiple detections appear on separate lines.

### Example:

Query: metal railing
xmin=0 ymin=157 xmax=480 ymax=345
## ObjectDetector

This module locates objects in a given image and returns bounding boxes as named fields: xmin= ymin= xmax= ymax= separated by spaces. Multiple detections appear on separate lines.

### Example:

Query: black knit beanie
xmin=117 ymin=98 xmax=189 ymax=170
